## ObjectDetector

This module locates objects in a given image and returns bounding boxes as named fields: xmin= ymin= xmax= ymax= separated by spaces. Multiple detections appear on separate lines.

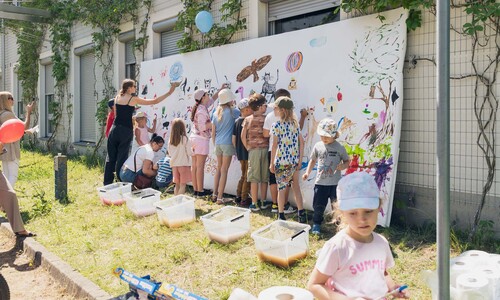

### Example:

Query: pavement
xmin=0 ymin=218 xmax=112 ymax=300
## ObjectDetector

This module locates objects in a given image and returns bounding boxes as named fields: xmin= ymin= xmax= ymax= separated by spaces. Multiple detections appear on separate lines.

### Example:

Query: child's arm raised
xmin=148 ymin=115 xmax=157 ymax=133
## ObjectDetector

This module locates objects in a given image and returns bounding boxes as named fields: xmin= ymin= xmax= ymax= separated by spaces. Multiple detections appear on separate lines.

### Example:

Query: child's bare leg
xmin=196 ymin=155 xmax=207 ymax=192
xmin=174 ymin=184 xmax=180 ymax=195
xmin=278 ymin=188 xmax=286 ymax=212
xmin=217 ymin=155 xmax=232 ymax=199
xmin=291 ymin=171 xmax=304 ymax=210
xmin=213 ymin=154 xmax=223 ymax=196
xmin=178 ymin=183 xmax=186 ymax=195
xmin=260 ymin=183 xmax=268 ymax=202
xmin=251 ymin=182 xmax=258 ymax=205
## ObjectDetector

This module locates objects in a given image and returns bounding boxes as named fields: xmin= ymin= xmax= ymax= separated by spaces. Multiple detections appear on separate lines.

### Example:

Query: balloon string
xmin=209 ymin=49 xmax=219 ymax=85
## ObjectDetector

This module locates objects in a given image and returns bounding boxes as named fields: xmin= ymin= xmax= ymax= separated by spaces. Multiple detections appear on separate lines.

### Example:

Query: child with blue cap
xmin=307 ymin=172 xmax=409 ymax=300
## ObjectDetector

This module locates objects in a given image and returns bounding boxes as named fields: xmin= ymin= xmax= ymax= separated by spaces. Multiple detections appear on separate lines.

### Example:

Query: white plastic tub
xmin=251 ymin=220 xmax=310 ymax=267
xmin=154 ymin=195 xmax=196 ymax=228
xmin=124 ymin=188 xmax=161 ymax=217
xmin=200 ymin=206 xmax=251 ymax=244
xmin=96 ymin=182 xmax=132 ymax=206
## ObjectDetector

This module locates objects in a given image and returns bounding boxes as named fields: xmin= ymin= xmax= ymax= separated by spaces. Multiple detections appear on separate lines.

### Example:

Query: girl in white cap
xmin=307 ymin=172 xmax=409 ymax=300
xmin=210 ymin=89 xmax=240 ymax=203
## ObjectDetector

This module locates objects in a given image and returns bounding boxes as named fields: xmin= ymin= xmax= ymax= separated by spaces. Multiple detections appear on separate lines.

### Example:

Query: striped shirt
xmin=156 ymin=156 xmax=173 ymax=183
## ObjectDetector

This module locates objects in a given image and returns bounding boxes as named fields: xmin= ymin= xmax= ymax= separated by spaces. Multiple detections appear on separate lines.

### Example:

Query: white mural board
xmin=138 ymin=8 xmax=407 ymax=226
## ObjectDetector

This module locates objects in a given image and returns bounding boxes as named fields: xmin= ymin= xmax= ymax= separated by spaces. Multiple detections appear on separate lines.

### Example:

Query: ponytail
xmin=190 ymin=100 xmax=201 ymax=122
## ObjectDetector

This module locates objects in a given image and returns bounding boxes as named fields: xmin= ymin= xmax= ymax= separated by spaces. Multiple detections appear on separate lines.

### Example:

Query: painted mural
xmin=137 ymin=8 xmax=407 ymax=226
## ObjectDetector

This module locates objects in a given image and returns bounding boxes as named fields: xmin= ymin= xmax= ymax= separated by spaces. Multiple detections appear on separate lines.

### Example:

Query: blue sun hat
xmin=337 ymin=172 xmax=380 ymax=210
xmin=317 ymin=118 xmax=338 ymax=137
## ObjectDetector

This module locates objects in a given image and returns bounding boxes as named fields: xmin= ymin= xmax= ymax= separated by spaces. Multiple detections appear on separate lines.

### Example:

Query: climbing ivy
xmin=340 ymin=0 xmax=434 ymax=31
xmin=176 ymin=0 xmax=247 ymax=52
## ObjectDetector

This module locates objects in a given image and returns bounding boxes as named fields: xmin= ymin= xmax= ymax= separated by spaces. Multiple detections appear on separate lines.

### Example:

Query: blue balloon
xmin=195 ymin=11 xmax=213 ymax=33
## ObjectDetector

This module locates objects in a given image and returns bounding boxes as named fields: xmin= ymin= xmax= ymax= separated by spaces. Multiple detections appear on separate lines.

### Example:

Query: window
xmin=44 ymin=64 xmax=54 ymax=137
xmin=160 ymin=30 xmax=182 ymax=57
xmin=125 ymin=40 xmax=136 ymax=80
xmin=15 ymin=78 xmax=24 ymax=119
xmin=268 ymin=0 xmax=340 ymax=35
xmin=80 ymin=52 xmax=96 ymax=143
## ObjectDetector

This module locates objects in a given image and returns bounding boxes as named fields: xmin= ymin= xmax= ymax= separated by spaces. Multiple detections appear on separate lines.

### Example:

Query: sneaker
xmin=235 ymin=197 xmax=242 ymax=204
xmin=261 ymin=200 xmax=273 ymax=209
xmin=298 ymin=212 xmax=307 ymax=224
xmin=198 ymin=189 xmax=212 ymax=196
xmin=271 ymin=203 xmax=278 ymax=213
xmin=311 ymin=224 xmax=321 ymax=235
xmin=211 ymin=195 xmax=218 ymax=203
xmin=277 ymin=213 xmax=286 ymax=221
xmin=216 ymin=198 xmax=234 ymax=205
xmin=193 ymin=191 xmax=199 ymax=197
xmin=239 ymin=199 xmax=252 ymax=208
xmin=284 ymin=203 xmax=297 ymax=214
xmin=249 ymin=203 xmax=260 ymax=212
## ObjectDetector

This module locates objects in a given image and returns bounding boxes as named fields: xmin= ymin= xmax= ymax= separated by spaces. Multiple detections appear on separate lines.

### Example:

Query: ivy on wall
xmin=176 ymin=0 xmax=247 ymax=52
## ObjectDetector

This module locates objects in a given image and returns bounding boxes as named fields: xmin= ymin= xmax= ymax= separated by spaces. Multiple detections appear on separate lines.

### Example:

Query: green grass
xmin=7 ymin=149 xmax=499 ymax=299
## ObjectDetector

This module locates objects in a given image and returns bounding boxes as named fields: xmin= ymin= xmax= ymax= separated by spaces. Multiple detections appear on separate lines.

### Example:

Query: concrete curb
xmin=0 ymin=220 xmax=112 ymax=300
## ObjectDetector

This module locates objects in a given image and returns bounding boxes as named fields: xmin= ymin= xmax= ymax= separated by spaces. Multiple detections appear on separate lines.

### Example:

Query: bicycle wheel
xmin=0 ymin=273 xmax=10 ymax=300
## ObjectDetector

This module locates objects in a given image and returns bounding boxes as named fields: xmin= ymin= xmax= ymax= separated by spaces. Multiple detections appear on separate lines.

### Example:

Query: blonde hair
xmin=216 ymin=103 xmax=232 ymax=122
xmin=279 ymin=107 xmax=298 ymax=128
xmin=169 ymin=118 xmax=187 ymax=147
xmin=331 ymin=198 xmax=383 ymax=232
xmin=0 ymin=92 xmax=13 ymax=112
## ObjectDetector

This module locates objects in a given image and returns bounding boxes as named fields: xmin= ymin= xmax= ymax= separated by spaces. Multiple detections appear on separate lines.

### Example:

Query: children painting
xmin=302 ymin=118 xmax=350 ymax=235
xmin=232 ymin=98 xmax=252 ymax=207
xmin=211 ymin=88 xmax=240 ymax=204
xmin=307 ymin=172 xmax=409 ymax=300
xmin=241 ymin=93 xmax=270 ymax=212
xmin=269 ymin=96 xmax=305 ymax=222
xmin=168 ymin=118 xmax=193 ymax=195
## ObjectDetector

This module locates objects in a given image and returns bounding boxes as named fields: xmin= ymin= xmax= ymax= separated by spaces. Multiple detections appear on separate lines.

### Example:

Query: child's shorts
xmin=247 ymin=148 xmax=269 ymax=183
xmin=275 ymin=164 xmax=296 ymax=191
xmin=215 ymin=144 xmax=235 ymax=156
xmin=172 ymin=166 xmax=192 ymax=184
xmin=191 ymin=136 xmax=209 ymax=155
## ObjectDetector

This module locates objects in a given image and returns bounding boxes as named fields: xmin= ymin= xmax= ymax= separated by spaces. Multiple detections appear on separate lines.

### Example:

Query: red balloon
xmin=0 ymin=119 xmax=25 ymax=143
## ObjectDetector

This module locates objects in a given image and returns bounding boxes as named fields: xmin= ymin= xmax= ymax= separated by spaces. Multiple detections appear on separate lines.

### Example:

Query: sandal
xmin=211 ymin=195 xmax=217 ymax=203
xmin=15 ymin=231 xmax=37 ymax=237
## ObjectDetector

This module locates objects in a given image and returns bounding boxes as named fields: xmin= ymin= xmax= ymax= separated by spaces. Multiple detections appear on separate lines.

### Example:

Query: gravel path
xmin=0 ymin=230 xmax=73 ymax=299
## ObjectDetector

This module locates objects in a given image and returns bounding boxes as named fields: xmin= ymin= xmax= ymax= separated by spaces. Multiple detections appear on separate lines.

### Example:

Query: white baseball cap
xmin=337 ymin=172 xmax=380 ymax=210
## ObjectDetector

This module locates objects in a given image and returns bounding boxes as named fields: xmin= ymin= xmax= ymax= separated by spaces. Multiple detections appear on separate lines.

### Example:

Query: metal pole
xmin=436 ymin=1 xmax=450 ymax=299
xmin=54 ymin=153 xmax=68 ymax=202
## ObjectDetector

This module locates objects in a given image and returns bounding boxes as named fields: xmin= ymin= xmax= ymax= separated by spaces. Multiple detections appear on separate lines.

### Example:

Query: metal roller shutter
xmin=160 ymin=30 xmax=182 ymax=57
xmin=45 ymin=64 xmax=54 ymax=135
xmin=268 ymin=0 xmax=338 ymax=21
xmin=45 ymin=64 xmax=54 ymax=94
xmin=80 ymin=53 xmax=96 ymax=143
xmin=125 ymin=41 xmax=135 ymax=64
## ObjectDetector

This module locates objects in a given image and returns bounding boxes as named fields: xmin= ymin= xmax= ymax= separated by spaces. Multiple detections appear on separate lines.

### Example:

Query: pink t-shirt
xmin=191 ymin=98 xmax=214 ymax=139
xmin=315 ymin=228 xmax=395 ymax=299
